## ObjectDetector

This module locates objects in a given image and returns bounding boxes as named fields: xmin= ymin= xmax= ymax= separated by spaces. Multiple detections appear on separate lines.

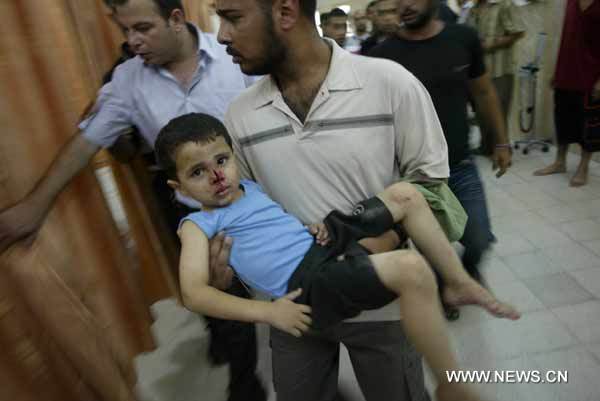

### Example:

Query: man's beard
xmin=404 ymin=4 xmax=438 ymax=30
xmin=244 ymin=17 xmax=287 ymax=75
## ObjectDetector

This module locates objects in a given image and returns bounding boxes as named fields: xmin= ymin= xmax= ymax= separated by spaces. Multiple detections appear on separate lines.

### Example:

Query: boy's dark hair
xmin=155 ymin=113 xmax=233 ymax=179
xmin=103 ymin=0 xmax=185 ymax=20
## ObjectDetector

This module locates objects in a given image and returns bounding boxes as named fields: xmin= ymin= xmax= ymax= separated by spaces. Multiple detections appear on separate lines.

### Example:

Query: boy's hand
xmin=307 ymin=223 xmax=330 ymax=246
xmin=267 ymin=289 xmax=312 ymax=337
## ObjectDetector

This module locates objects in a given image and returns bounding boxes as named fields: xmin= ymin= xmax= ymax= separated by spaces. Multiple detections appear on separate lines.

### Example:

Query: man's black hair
xmin=320 ymin=12 xmax=330 ymax=24
xmin=328 ymin=7 xmax=348 ymax=18
xmin=103 ymin=0 xmax=185 ymax=20
xmin=155 ymin=113 xmax=233 ymax=179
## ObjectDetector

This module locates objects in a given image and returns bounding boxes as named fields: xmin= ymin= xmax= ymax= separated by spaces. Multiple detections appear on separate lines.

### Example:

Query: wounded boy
xmin=155 ymin=113 xmax=520 ymax=401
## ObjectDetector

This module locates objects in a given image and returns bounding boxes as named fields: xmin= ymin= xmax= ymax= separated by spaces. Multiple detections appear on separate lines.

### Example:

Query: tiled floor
xmin=135 ymin=147 xmax=600 ymax=401
xmin=261 ymin=148 xmax=600 ymax=401
xmin=337 ymin=149 xmax=600 ymax=401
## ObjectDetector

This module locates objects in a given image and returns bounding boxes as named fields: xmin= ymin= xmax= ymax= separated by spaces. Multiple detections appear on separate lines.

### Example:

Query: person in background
xmin=438 ymin=0 xmax=458 ymax=24
xmin=321 ymin=8 xmax=348 ymax=48
xmin=361 ymin=0 xmax=399 ymax=54
xmin=533 ymin=0 xmax=600 ymax=187
xmin=366 ymin=0 xmax=379 ymax=26
xmin=466 ymin=0 xmax=525 ymax=155
xmin=345 ymin=9 xmax=370 ymax=53
xmin=351 ymin=9 xmax=370 ymax=41
xmin=458 ymin=0 xmax=475 ymax=24
xmin=369 ymin=0 xmax=512 ymax=319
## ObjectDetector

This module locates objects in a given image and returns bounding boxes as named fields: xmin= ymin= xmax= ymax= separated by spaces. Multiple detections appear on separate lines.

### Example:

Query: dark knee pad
xmin=325 ymin=197 xmax=394 ymax=254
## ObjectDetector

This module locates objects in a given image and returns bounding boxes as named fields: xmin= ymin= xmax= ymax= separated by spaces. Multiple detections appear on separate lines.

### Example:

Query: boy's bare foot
xmin=533 ymin=163 xmax=566 ymax=176
xmin=442 ymin=278 xmax=521 ymax=320
xmin=436 ymin=382 xmax=484 ymax=401
xmin=569 ymin=171 xmax=588 ymax=187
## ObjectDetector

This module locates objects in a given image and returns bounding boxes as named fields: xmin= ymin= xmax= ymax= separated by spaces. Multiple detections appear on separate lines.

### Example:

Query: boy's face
xmin=168 ymin=136 xmax=243 ymax=211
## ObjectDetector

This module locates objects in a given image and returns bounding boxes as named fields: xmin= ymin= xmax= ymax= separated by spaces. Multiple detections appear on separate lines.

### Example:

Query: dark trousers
xmin=271 ymin=321 xmax=430 ymax=401
xmin=151 ymin=170 xmax=266 ymax=401
xmin=448 ymin=158 xmax=494 ymax=278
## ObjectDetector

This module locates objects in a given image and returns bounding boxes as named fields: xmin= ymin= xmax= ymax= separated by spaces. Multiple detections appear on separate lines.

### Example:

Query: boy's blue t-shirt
xmin=181 ymin=180 xmax=314 ymax=298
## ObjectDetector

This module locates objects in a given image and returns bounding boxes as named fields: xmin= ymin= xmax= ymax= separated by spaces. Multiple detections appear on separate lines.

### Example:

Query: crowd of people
xmin=0 ymin=0 xmax=598 ymax=401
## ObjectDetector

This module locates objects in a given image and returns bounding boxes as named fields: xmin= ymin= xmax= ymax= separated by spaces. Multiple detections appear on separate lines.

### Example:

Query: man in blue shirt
xmin=0 ymin=0 xmax=263 ymax=400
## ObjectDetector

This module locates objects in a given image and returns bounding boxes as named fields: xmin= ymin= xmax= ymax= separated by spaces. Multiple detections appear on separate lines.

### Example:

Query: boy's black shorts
xmin=287 ymin=200 xmax=398 ymax=330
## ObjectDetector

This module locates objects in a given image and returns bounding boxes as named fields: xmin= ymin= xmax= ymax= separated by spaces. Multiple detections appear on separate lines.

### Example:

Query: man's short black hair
xmin=155 ymin=113 xmax=233 ymax=179
xmin=320 ymin=12 xmax=330 ymax=24
xmin=328 ymin=8 xmax=348 ymax=19
xmin=103 ymin=0 xmax=185 ymax=20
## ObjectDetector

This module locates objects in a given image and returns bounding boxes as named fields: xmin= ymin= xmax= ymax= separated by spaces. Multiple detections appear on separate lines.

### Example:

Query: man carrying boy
xmin=154 ymin=112 xmax=519 ymax=401
xmin=210 ymin=1 xmax=519 ymax=400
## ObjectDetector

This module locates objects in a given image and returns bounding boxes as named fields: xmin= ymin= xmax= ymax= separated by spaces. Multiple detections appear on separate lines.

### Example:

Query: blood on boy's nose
xmin=212 ymin=169 xmax=225 ymax=183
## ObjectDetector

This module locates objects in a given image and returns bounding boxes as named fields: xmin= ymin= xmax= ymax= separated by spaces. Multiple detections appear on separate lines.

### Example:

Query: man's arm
xmin=468 ymin=72 xmax=511 ymax=177
xmin=484 ymin=1 xmax=525 ymax=53
xmin=482 ymin=31 xmax=524 ymax=53
xmin=179 ymin=221 xmax=312 ymax=337
xmin=0 ymin=134 xmax=100 ymax=251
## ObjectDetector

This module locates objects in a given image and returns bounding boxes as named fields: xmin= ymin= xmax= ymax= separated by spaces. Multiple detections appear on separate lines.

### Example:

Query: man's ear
xmin=274 ymin=0 xmax=301 ymax=31
xmin=169 ymin=8 xmax=186 ymax=31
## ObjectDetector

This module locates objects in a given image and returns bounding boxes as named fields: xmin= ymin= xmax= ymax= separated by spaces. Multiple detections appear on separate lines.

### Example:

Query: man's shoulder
xmin=367 ymin=37 xmax=398 ymax=57
xmin=348 ymin=51 xmax=418 ymax=87
xmin=110 ymin=55 xmax=146 ymax=80
xmin=443 ymin=23 xmax=480 ymax=43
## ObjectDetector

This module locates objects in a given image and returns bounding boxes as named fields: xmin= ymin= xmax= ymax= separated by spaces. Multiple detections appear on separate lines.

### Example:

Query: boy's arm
xmin=179 ymin=221 xmax=312 ymax=337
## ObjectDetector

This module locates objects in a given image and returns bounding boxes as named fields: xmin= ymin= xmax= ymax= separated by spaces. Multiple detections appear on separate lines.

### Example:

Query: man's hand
xmin=492 ymin=146 xmax=512 ymax=178
xmin=208 ymin=232 xmax=234 ymax=290
xmin=307 ymin=223 xmax=330 ymax=246
xmin=267 ymin=288 xmax=312 ymax=337
xmin=0 ymin=200 xmax=42 ymax=253
xmin=592 ymin=78 xmax=600 ymax=101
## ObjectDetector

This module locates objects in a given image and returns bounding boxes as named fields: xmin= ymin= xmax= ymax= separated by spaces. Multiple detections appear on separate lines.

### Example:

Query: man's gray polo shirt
xmin=225 ymin=40 xmax=449 ymax=322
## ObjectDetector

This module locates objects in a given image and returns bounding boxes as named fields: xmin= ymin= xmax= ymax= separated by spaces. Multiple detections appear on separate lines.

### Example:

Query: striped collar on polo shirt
xmin=252 ymin=38 xmax=363 ymax=109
